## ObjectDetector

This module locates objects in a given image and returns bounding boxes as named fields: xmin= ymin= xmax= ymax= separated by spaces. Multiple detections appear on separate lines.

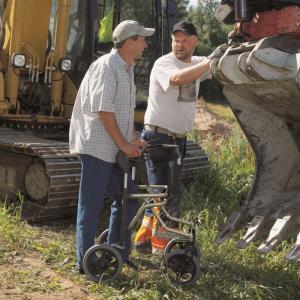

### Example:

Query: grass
xmin=1 ymin=107 xmax=300 ymax=299
xmin=206 ymin=102 xmax=236 ymax=123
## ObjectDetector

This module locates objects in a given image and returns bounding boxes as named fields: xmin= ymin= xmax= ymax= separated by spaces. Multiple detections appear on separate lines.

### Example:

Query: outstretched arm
xmin=170 ymin=59 xmax=212 ymax=86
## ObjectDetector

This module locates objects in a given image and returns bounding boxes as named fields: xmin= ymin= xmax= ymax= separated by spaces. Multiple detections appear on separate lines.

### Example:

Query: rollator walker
xmin=82 ymin=144 xmax=201 ymax=286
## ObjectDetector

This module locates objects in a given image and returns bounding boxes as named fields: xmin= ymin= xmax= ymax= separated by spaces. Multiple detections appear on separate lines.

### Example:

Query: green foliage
xmin=184 ymin=124 xmax=254 ymax=217
xmin=188 ymin=0 xmax=232 ymax=55
xmin=174 ymin=0 xmax=190 ymax=20
xmin=121 ymin=0 xmax=157 ymax=28
xmin=187 ymin=1 xmax=233 ymax=104
xmin=0 ymin=202 xmax=34 ymax=249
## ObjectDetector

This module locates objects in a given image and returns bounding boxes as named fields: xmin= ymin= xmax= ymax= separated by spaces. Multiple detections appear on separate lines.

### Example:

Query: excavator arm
xmin=213 ymin=0 xmax=300 ymax=260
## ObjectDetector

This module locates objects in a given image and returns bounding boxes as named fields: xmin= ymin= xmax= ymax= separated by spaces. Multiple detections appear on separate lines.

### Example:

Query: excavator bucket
xmin=212 ymin=35 xmax=300 ymax=259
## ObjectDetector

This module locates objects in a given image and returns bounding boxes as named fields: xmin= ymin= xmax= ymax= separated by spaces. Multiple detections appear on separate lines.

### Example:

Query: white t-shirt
xmin=144 ymin=52 xmax=210 ymax=134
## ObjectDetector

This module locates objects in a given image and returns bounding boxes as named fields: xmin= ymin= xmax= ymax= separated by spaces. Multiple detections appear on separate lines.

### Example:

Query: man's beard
xmin=174 ymin=49 xmax=191 ymax=62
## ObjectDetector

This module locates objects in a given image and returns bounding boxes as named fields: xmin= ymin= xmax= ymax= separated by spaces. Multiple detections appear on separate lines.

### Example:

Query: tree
xmin=187 ymin=1 xmax=232 ymax=103
xmin=188 ymin=0 xmax=232 ymax=55
xmin=173 ymin=0 xmax=189 ymax=21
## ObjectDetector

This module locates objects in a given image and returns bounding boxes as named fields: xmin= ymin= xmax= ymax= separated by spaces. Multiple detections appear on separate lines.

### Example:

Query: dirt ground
xmin=0 ymin=247 xmax=97 ymax=300
xmin=0 ymin=100 xmax=229 ymax=300
xmin=194 ymin=99 xmax=230 ymax=148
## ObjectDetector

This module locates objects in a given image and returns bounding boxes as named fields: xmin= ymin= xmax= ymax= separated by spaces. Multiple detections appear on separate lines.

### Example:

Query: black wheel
xmin=163 ymin=249 xmax=200 ymax=286
xmin=83 ymin=244 xmax=123 ymax=282
xmin=164 ymin=239 xmax=201 ymax=259
xmin=97 ymin=228 xmax=109 ymax=244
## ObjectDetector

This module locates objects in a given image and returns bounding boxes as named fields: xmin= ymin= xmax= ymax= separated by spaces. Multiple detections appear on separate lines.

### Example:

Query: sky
xmin=188 ymin=0 xmax=198 ymax=7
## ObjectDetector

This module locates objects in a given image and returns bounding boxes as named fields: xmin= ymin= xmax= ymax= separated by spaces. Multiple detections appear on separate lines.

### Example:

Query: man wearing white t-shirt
xmin=134 ymin=20 xmax=221 ymax=254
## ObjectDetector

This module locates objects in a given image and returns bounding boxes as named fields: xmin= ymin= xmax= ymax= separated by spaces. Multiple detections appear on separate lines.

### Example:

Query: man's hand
xmin=120 ymin=143 xmax=142 ymax=158
xmin=100 ymin=112 xmax=145 ymax=158
xmin=121 ymin=138 xmax=147 ymax=158
xmin=131 ymin=138 xmax=147 ymax=149
xmin=207 ymin=43 xmax=228 ymax=60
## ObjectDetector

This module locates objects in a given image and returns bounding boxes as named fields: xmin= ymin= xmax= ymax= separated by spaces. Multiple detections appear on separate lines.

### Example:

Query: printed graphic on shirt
xmin=177 ymin=81 xmax=196 ymax=102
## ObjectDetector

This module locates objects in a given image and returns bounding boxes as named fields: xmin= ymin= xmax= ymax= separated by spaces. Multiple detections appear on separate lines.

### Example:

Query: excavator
xmin=0 ymin=0 xmax=209 ymax=222
xmin=213 ymin=0 xmax=300 ymax=260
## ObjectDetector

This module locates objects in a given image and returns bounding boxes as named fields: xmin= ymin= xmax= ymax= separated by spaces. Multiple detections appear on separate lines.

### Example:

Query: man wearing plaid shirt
xmin=69 ymin=20 xmax=154 ymax=273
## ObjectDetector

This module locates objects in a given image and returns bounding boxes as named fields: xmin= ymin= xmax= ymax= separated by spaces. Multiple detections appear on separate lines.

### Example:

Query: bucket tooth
xmin=215 ymin=211 xmax=242 ymax=244
xmin=256 ymin=215 xmax=291 ymax=254
xmin=285 ymin=232 xmax=300 ymax=261
xmin=236 ymin=215 xmax=265 ymax=249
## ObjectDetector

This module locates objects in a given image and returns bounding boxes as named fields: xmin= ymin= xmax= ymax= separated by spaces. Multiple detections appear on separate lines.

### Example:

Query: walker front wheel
xmin=164 ymin=238 xmax=201 ymax=259
xmin=83 ymin=243 xmax=123 ymax=282
xmin=163 ymin=248 xmax=200 ymax=286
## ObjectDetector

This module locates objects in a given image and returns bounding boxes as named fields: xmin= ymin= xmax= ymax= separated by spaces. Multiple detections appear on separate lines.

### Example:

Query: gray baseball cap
xmin=113 ymin=20 xmax=155 ymax=44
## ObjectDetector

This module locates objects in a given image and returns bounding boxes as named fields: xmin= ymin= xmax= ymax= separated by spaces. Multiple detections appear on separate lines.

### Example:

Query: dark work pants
xmin=141 ymin=129 xmax=186 ymax=219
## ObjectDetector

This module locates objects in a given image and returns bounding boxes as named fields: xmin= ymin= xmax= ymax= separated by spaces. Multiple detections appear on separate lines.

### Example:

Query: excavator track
xmin=0 ymin=127 xmax=209 ymax=222
xmin=0 ymin=127 xmax=81 ymax=222
xmin=181 ymin=141 xmax=209 ymax=184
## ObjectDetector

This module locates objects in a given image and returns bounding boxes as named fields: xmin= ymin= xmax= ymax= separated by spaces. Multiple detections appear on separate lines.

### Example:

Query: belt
xmin=144 ymin=124 xmax=186 ymax=139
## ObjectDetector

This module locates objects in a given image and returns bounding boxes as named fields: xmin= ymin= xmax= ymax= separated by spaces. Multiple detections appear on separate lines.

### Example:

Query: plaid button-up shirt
xmin=69 ymin=49 xmax=136 ymax=163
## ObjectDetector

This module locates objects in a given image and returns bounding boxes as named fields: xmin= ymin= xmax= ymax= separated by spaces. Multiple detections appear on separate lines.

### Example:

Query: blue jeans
xmin=76 ymin=154 xmax=138 ymax=269
xmin=141 ymin=129 xmax=186 ymax=219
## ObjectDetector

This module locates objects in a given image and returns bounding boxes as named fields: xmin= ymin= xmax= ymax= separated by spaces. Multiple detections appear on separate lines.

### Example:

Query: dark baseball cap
xmin=172 ymin=20 xmax=198 ymax=36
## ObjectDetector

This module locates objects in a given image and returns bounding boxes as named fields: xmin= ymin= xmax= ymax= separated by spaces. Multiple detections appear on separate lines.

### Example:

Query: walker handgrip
xmin=116 ymin=151 xmax=130 ymax=173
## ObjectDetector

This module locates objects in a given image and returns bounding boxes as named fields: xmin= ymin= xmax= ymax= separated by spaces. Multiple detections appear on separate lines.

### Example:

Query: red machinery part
xmin=235 ymin=6 xmax=300 ymax=41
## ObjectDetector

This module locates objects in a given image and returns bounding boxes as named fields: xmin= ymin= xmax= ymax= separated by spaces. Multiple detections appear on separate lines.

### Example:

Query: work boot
xmin=151 ymin=225 xmax=171 ymax=256
xmin=73 ymin=265 xmax=84 ymax=275
xmin=151 ymin=207 xmax=171 ymax=256
xmin=134 ymin=215 xmax=153 ymax=253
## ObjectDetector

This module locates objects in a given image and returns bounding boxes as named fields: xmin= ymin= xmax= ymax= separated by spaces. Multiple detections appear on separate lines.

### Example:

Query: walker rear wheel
xmin=83 ymin=244 xmax=123 ymax=282
xmin=163 ymin=248 xmax=200 ymax=286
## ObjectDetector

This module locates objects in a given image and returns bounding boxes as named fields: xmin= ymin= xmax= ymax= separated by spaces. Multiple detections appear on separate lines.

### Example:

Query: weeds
xmin=205 ymin=102 xmax=236 ymax=124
